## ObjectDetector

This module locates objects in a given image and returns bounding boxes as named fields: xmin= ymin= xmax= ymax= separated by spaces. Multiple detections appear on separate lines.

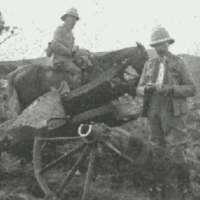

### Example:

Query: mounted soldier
xmin=47 ymin=8 xmax=92 ymax=90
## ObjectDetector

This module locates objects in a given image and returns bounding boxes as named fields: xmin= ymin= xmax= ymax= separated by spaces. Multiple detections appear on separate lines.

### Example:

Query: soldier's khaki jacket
xmin=51 ymin=23 xmax=75 ymax=64
xmin=137 ymin=52 xmax=196 ymax=117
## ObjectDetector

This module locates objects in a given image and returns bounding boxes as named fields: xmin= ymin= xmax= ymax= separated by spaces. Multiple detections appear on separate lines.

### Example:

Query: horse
xmin=7 ymin=42 xmax=148 ymax=114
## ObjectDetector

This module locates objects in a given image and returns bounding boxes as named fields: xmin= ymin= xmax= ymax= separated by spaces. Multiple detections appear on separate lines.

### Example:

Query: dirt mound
xmin=179 ymin=54 xmax=200 ymax=99
xmin=0 ymin=57 xmax=52 ymax=78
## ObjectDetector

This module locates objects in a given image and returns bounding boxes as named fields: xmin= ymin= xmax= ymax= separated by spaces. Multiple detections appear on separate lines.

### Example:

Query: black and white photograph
xmin=0 ymin=0 xmax=199 ymax=199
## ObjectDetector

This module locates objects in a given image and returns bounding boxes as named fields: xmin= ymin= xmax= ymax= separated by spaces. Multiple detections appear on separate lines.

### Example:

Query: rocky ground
xmin=0 ymin=109 xmax=200 ymax=200
xmin=0 ymin=51 xmax=200 ymax=200
xmin=0 ymin=108 xmax=151 ymax=200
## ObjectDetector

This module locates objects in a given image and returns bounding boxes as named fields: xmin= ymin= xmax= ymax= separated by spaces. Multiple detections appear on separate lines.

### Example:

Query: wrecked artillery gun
xmin=0 ymin=44 xmax=150 ymax=200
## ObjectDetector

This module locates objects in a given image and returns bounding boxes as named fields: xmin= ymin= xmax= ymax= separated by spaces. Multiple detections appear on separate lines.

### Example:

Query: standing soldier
xmin=50 ymin=7 xmax=82 ymax=90
xmin=137 ymin=25 xmax=196 ymax=199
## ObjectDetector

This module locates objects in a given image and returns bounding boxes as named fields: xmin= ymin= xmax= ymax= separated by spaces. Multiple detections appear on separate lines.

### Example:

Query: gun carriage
xmin=0 ymin=43 xmax=150 ymax=200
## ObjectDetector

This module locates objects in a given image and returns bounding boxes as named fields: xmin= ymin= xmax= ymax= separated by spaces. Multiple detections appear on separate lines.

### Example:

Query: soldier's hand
xmin=144 ymin=84 xmax=156 ymax=95
xmin=158 ymin=85 xmax=174 ymax=96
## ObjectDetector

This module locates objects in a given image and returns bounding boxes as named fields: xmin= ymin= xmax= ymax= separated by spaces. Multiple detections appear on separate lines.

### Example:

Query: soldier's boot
xmin=148 ymin=161 xmax=167 ymax=200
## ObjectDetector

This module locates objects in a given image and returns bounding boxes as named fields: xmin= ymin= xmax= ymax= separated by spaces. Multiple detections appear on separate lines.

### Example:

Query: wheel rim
xmin=33 ymin=135 xmax=98 ymax=200
xmin=33 ymin=123 xmax=135 ymax=200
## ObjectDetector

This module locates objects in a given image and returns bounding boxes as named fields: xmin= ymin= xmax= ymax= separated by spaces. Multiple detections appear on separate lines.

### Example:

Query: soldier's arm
xmin=51 ymin=42 xmax=72 ymax=55
xmin=172 ymin=58 xmax=196 ymax=97
xmin=51 ymin=27 xmax=73 ymax=55
xmin=136 ymin=62 xmax=148 ymax=96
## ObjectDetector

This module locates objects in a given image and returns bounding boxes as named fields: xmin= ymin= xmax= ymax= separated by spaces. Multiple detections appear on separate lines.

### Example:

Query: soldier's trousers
xmin=147 ymin=108 xmax=188 ymax=163
xmin=53 ymin=61 xmax=82 ymax=90
xmin=147 ymin=108 xmax=191 ymax=198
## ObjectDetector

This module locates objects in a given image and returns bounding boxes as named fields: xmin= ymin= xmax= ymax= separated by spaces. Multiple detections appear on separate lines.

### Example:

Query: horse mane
xmin=94 ymin=44 xmax=148 ymax=74
xmin=95 ymin=47 xmax=137 ymax=62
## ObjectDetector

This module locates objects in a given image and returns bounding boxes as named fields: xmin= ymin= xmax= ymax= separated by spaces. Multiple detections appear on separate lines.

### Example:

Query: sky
xmin=0 ymin=0 xmax=200 ymax=60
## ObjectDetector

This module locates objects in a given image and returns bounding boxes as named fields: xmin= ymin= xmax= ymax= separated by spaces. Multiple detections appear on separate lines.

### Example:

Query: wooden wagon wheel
xmin=33 ymin=123 xmax=135 ymax=200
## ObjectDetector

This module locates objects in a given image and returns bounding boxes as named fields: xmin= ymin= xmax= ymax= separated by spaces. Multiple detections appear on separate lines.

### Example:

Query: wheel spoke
xmin=55 ymin=146 xmax=91 ymax=197
xmin=38 ymin=136 xmax=82 ymax=142
xmin=40 ymin=143 xmax=86 ymax=175
xmin=102 ymin=140 xmax=134 ymax=163
xmin=81 ymin=145 xmax=97 ymax=200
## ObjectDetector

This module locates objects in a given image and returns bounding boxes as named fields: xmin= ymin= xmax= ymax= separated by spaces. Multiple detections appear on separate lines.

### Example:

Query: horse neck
xmin=95 ymin=46 xmax=147 ymax=73
xmin=132 ymin=48 xmax=149 ymax=75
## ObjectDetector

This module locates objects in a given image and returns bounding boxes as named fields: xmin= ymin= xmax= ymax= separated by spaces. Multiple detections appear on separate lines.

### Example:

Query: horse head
xmin=130 ymin=42 xmax=149 ymax=75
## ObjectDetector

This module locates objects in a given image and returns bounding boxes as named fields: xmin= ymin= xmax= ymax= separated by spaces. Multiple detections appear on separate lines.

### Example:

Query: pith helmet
xmin=150 ymin=25 xmax=175 ymax=47
xmin=61 ymin=8 xmax=80 ymax=21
